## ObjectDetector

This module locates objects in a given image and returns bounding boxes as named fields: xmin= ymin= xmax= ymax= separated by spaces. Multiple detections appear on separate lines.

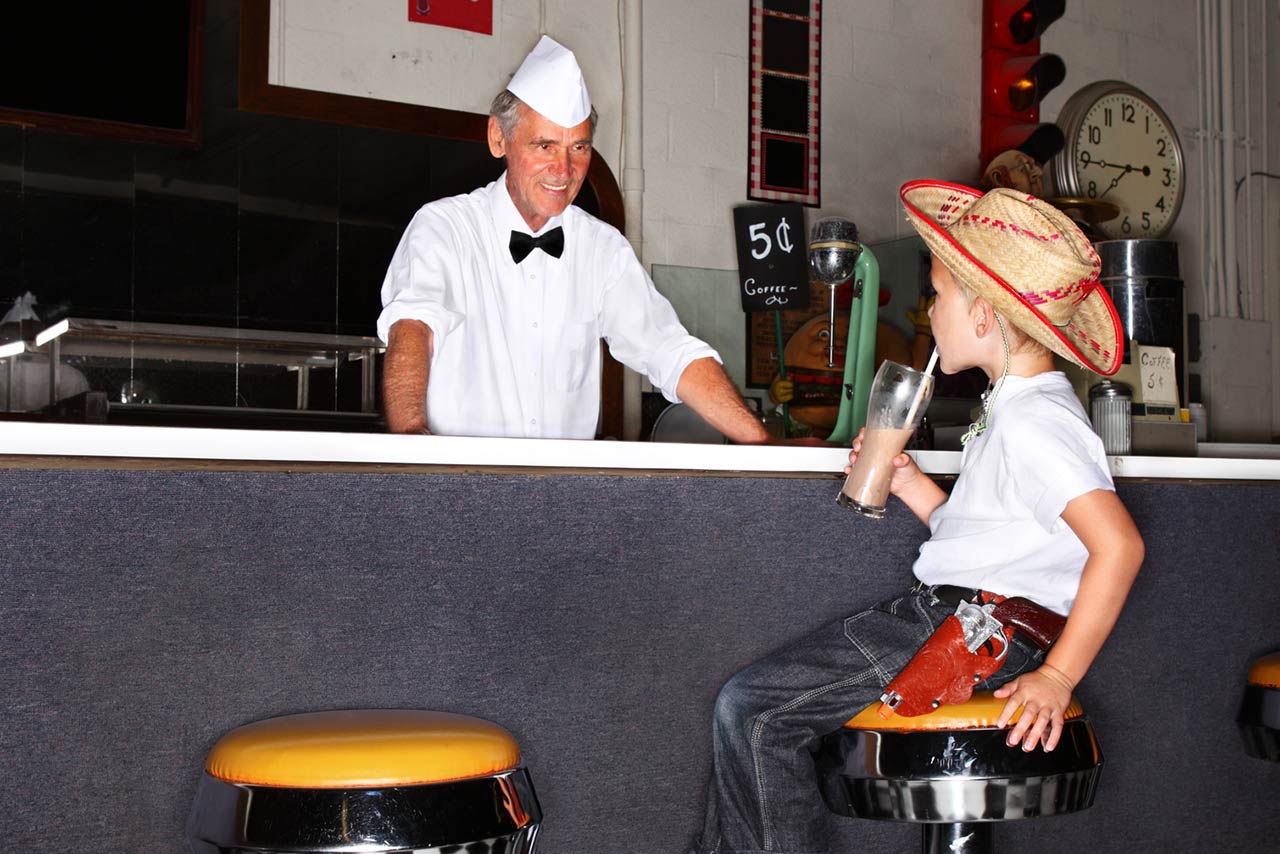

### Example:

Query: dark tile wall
xmin=0 ymin=0 xmax=506 ymax=341
xmin=0 ymin=0 xmax=607 ymax=417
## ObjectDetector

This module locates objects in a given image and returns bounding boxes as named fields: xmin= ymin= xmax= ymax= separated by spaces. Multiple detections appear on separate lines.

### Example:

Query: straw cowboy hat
xmin=901 ymin=179 xmax=1122 ymax=376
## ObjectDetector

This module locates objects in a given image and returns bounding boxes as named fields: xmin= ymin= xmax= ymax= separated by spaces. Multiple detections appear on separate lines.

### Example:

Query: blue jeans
xmin=691 ymin=586 xmax=1045 ymax=854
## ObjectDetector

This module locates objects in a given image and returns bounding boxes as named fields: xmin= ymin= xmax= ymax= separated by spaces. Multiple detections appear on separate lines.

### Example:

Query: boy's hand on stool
xmin=993 ymin=663 xmax=1075 ymax=752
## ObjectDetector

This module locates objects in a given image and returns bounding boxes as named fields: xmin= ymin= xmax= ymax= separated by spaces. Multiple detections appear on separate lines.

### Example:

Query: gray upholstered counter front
xmin=0 ymin=425 xmax=1277 ymax=852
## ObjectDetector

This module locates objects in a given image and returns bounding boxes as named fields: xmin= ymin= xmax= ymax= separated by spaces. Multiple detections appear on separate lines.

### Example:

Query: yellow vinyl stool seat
xmin=816 ymin=692 xmax=1103 ymax=854
xmin=187 ymin=709 xmax=541 ymax=854
xmin=1241 ymin=652 xmax=1280 ymax=761
xmin=1248 ymin=652 xmax=1280 ymax=689
xmin=841 ymin=692 xmax=1086 ymax=731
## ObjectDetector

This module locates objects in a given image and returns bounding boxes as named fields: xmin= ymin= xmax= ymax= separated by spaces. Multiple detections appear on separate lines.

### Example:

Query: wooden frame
xmin=0 ymin=1 xmax=205 ymax=147
xmin=239 ymin=0 xmax=626 ymax=437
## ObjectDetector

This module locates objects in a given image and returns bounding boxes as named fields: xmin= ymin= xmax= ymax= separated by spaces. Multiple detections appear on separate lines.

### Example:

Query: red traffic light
xmin=984 ymin=0 xmax=1066 ymax=49
xmin=984 ymin=52 xmax=1066 ymax=115
xmin=981 ymin=0 xmax=1067 ymax=169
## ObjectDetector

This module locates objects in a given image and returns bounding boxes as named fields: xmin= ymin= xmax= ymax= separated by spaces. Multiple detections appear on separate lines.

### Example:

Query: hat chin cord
xmin=960 ymin=311 xmax=1010 ymax=446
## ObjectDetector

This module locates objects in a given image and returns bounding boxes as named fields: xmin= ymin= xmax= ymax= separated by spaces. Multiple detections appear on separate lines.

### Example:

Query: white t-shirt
xmin=912 ymin=372 xmax=1114 ymax=615
xmin=377 ymin=174 xmax=719 ymax=439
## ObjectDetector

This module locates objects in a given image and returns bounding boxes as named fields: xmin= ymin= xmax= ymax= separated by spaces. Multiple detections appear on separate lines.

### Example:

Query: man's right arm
xmin=383 ymin=319 xmax=433 ymax=434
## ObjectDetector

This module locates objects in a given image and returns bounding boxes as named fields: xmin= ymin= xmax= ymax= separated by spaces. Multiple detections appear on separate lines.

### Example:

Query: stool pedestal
xmin=815 ymin=693 xmax=1102 ymax=854
xmin=1240 ymin=652 xmax=1280 ymax=762
xmin=187 ymin=709 xmax=541 ymax=854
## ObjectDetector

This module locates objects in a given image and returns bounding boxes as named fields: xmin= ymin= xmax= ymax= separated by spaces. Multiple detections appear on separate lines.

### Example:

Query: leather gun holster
xmin=878 ymin=596 xmax=1066 ymax=719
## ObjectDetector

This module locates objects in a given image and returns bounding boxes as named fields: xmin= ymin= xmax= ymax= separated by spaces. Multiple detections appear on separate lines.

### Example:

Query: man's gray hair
xmin=489 ymin=89 xmax=598 ymax=139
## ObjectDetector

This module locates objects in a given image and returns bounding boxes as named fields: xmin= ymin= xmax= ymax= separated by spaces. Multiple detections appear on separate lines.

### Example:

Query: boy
xmin=691 ymin=180 xmax=1145 ymax=854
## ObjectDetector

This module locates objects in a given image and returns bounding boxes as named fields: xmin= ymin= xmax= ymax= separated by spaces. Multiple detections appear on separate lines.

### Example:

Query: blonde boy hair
xmin=949 ymin=271 xmax=1051 ymax=358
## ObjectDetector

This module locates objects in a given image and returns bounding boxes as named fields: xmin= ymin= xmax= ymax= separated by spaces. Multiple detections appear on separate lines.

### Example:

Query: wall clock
xmin=1046 ymin=80 xmax=1184 ymax=240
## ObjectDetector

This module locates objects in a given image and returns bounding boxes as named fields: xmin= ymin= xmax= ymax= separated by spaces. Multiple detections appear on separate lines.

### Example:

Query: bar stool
xmin=187 ymin=709 xmax=541 ymax=853
xmin=1240 ymin=651 xmax=1280 ymax=761
xmin=815 ymin=692 xmax=1103 ymax=854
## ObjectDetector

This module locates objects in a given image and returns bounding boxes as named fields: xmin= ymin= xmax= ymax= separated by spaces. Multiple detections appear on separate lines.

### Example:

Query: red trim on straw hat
xmin=900 ymin=179 xmax=1122 ymax=375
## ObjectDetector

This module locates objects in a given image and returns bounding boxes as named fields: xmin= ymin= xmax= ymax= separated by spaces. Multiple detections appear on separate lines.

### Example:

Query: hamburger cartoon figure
xmin=770 ymin=286 xmax=911 ymax=435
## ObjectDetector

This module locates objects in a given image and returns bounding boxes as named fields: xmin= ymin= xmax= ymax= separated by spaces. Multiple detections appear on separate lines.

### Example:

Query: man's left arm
xmin=675 ymin=357 xmax=770 ymax=444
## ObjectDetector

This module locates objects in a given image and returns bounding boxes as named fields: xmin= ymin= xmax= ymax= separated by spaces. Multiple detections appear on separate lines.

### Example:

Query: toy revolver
xmin=878 ymin=596 xmax=1066 ymax=718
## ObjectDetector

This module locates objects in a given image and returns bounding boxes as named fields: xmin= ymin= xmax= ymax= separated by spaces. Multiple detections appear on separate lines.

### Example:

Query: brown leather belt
xmin=915 ymin=581 xmax=1066 ymax=650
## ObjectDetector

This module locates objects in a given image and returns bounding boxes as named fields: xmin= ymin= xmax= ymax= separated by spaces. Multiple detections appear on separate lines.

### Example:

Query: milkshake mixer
xmin=807 ymin=217 xmax=880 ymax=444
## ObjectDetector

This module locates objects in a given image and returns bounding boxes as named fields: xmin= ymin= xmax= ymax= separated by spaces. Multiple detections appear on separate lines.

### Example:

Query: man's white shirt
xmin=378 ymin=174 xmax=719 ymax=439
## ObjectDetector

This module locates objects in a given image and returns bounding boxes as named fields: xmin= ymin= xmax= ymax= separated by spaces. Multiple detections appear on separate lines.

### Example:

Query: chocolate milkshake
xmin=837 ymin=426 xmax=915 ymax=517
xmin=836 ymin=358 xmax=934 ymax=519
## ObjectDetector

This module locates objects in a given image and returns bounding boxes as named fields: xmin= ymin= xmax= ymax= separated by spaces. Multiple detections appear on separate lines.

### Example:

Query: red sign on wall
xmin=408 ymin=0 xmax=492 ymax=35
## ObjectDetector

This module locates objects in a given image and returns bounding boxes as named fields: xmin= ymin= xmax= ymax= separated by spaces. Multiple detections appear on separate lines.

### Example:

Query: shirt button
xmin=530 ymin=418 xmax=537 ymax=425
xmin=532 ymin=322 xmax=538 ymax=328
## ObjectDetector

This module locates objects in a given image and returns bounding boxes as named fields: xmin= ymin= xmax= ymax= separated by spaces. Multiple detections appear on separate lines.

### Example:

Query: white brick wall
xmin=270 ymin=0 xmax=1209 ymax=262
xmin=270 ymin=0 xmax=626 ymax=180
xmin=271 ymin=0 xmax=1208 ymax=262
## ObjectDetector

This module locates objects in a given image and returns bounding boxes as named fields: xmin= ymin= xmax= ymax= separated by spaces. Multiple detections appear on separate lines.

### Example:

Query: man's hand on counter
xmin=676 ymin=357 xmax=773 ymax=444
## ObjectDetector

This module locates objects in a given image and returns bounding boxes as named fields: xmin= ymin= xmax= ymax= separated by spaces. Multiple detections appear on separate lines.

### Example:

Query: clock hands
xmin=1079 ymin=153 xmax=1151 ymax=174
xmin=1098 ymin=163 xmax=1152 ymax=199
xmin=1077 ymin=154 xmax=1152 ymax=199
xmin=1099 ymin=173 xmax=1125 ymax=198
xmin=1098 ymin=160 xmax=1148 ymax=173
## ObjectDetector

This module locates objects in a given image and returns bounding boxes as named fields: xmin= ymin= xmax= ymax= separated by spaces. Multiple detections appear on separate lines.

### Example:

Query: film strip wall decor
xmin=748 ymin=0 xmax=821 ymax=206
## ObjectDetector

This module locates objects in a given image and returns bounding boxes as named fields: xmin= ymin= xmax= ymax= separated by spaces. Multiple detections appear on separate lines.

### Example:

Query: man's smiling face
xmin=488 ymin=101 xmax=593 ymax=232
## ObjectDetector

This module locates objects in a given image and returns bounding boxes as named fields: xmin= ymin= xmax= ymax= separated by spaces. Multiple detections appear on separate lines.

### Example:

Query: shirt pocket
xmin=553 ymin=320 xmax=598 ymax=392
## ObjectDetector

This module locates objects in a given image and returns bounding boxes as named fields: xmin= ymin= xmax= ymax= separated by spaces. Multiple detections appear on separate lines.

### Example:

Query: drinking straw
xmin=904 ymin=347 xmax=938 ymax=428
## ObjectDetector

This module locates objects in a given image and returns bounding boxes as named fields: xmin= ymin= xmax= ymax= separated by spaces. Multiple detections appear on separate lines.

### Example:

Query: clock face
xmin=1069 ymin=91 xmax=1183 ymax=239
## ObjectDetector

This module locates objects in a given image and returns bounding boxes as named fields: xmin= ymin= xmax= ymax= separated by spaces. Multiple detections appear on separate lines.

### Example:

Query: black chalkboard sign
xmin=733 ymin=203 xmax=809 ymax=312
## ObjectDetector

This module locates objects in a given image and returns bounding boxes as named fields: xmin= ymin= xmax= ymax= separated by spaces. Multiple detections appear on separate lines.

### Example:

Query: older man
xmin=378 ymin=36 xmax=768 ymax=442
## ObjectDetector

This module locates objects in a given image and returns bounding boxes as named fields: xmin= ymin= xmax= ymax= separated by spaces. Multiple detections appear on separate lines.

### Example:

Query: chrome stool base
xmin=922 ymin=822 xmax=992 ymax=854
xmin=194 ymin=829 xmax=538 ymax=854
xmin=1239 ymin=684 xmax=1280 ymax=762
xmin=188 ymin=767 xmax=541 ymax=854
xmin=817 ymin=718 xmax=1103 ymax=852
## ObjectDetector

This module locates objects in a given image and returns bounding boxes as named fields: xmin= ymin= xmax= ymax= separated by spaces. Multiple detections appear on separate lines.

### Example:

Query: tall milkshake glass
xmin=837 ymin=360 xmax=934 ymax=518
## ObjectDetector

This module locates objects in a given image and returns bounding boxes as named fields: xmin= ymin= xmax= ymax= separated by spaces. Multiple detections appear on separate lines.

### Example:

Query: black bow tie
xmin=509 ymin=227 xmax=565 ymax=263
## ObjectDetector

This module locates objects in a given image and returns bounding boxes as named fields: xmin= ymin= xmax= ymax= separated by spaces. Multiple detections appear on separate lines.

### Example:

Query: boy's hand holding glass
xmin=838 ymin=359 xmax=935 ymax=518
xmin=845 ymin=427 xmax=923 ymax=497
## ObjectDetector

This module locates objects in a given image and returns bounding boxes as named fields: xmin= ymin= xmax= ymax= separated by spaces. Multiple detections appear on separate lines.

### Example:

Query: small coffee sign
xmin=733 ymin=203 xmax=809 ymax=312
xmin=1137 ymin=344 xmax=1178 ymax=407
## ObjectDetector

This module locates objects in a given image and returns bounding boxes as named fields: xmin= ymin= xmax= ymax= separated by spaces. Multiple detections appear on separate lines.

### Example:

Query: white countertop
xmin=1 ymin=421 xmax=1278 ymax=481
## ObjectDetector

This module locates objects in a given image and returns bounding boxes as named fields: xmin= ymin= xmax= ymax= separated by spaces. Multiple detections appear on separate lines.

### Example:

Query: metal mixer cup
xmin=808 ymin=217 xmax=880 ymax=444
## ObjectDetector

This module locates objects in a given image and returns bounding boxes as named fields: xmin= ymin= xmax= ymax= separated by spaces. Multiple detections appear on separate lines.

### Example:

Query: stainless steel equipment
xmin=808 ymin=217 xmax=880 ymax=443
xmin=1096 ymin=239 xmax=1187 ymax=406
xmin=28 ymin=317 xmax=384 ymax=429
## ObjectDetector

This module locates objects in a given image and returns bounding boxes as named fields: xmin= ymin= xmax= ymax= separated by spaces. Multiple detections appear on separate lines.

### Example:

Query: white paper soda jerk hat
xmin=506 ymin=35 xmax=592 ymax=128
xmin=901 ymin=179 xmax=1123 ymax=376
